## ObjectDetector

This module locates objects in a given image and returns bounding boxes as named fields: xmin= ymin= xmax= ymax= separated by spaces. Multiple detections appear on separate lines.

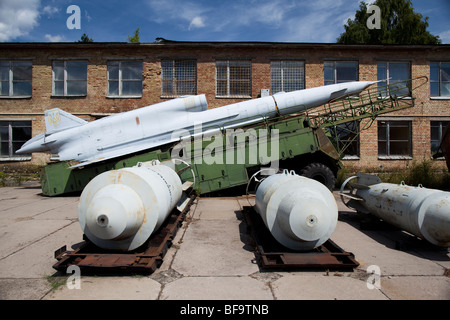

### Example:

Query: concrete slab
xmin=334 ymin=213 xmax=447 ymax=276
xmin=160 ymin=276 xmax=273 ymax=300
xmin=0 ymin=221 xmax=81 ymax=278
xmin=380 ymin=276 xmax=450 ymax=300
xmin=272 ymin=274 xmax=388 ymax=300
xmin=194 ymin=197 xmax=241 ymax=220
xmin=0 ymin=186 xmax=448 ymax=301
xmin=0 ymin=219 xmax=74 ymax=258
xmin=0 ymin=278 xmax=50 ymax=300
xmin=171 ymin=219 xmax=258 ymax=276
xmin=44 ymin=276 xmax=161 ymax=300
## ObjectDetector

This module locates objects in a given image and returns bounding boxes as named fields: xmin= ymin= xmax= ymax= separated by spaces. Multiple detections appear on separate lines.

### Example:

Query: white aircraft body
xmin=17 ymin=81 xmax=375 ymax=167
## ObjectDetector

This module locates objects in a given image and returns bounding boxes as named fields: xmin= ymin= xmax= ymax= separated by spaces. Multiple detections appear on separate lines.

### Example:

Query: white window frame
xmin=107 ymin=60 xmax=143 ymax=98
xmin=52 ymin=60 xmax=88 ymax=97
xmin=0 ymin=61 xmax=32 ymax=98
xmin=430 ymin=61 xmax=450 ymax=98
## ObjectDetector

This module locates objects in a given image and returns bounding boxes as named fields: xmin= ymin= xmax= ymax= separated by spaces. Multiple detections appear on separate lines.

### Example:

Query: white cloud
xmin=44 ymin=33 xmax=64 ymax=42
xmin=439 ymin=30 xmax=450 ymax=44
xmin=145 ymin=0 xmax=369 ymax=42
xmin=189 ymin=16 xmax=205 ymax=30
xmin=0 ymin=0 xmax=40 ymax=41
xmin=42 ymin=5 xmax=59 ymax=17
xmin=147 ymin=0 xmax=211 ymax=29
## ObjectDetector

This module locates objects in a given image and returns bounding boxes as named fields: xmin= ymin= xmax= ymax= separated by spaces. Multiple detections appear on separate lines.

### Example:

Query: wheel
xmin=299 ymin=163 xmax=335 ymax=190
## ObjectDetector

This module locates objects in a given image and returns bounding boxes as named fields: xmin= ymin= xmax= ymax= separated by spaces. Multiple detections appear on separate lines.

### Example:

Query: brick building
xmin=0 ymin=41 xmax=449 ymax=171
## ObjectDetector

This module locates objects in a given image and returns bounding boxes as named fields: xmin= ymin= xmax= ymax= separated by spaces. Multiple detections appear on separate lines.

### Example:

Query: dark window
xmin=378 ymin=120 xmax=412 ymax=156
xmin=0 ymin=61 xmax=32 ymax=97
xmin=53 ymin=61 xmax=88 ymax=96
xmin=431 ymin=121 xmax=450 ymax=155
xmin=0 ymin=121 xmax=32 ymax=158
xmin=324 ymin=61 xmax=358 ymax=86
xmin=107 ymin=61 xmax=143 ymax=97
xmin=430 ymin=62 xmax=450 ymax=97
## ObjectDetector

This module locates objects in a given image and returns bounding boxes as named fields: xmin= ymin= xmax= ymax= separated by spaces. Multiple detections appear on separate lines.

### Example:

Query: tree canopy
xmin=78 ymin=33 xmax=94 ymax=43
xmin=127 ymin=28 xmax=140 ymax=43
xmin=337 ymin=0 xmax=441 ymax=44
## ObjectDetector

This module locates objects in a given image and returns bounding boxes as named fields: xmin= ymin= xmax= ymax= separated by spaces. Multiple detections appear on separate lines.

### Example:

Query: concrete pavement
xmin=0 ymin=182 xmax=449 ymax=300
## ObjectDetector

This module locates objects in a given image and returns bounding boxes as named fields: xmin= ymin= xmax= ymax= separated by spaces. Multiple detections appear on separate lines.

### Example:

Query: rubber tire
xmin=299 ymin=163 xmax=335 ymax=191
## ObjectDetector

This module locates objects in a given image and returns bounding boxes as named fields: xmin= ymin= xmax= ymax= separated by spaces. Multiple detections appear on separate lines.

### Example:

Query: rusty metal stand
xmin=242 ymin=206 xmax=359 ymax=270
xmin=53 ymin=195 xmax=196 ymax=274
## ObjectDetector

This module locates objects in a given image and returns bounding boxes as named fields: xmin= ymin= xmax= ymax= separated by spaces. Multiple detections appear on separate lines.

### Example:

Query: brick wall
xmin=0 ymin=42 xmax=449 ymax=169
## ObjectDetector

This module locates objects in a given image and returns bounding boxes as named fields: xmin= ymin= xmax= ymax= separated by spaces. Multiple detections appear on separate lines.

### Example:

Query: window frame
xmin=215 ymin=60 xmax=252 ymax=99
xmin=324 ymin=61 xmax=359 ymax=86
xmin=430 ymin=120 xmax=450 ymax=157
xmin=0 ymin=120 xmax=32 ymax=160
xmin=0 ymin=60 xmax=33 ymax=98
xmin=161 ymin=59 xmax=197 ymax=98
xmin=377 ymin=120 xmax=412 ymax=159
xmin=430 ymin=61 xmax=450 ymax=98
xmin=107 ymin=60 xmax=143 ymax=98
xmin=270 ymin=60 xmax=305 ymax=94
xmin=52 ymin=60 xmax=88 ymax=97
xmin=377 ymin=61 xmax=412 ymax=98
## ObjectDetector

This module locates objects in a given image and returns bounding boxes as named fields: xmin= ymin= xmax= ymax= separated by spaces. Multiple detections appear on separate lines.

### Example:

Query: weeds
xmin=337 ymin=159 xmax=450 ymax=191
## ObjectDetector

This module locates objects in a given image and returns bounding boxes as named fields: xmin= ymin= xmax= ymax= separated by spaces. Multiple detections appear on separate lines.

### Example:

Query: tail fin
xmin=44 ymin=108 xmax=87 ymax=134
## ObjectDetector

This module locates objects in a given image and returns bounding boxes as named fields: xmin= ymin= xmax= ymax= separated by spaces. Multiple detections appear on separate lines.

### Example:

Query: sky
xmin=0 ymin=0 xmax=449 ymax=44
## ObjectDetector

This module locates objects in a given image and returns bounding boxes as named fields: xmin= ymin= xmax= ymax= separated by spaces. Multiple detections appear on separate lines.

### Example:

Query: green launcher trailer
xmin=40 ymin=78 xmax=423 ymax=197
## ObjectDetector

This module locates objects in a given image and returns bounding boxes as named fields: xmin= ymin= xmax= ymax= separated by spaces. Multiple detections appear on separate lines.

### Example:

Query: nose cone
xmin=15 ymin=133 xmax=46 ymax=154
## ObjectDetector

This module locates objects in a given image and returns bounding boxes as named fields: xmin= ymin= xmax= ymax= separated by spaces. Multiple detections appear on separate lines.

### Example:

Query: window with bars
xmin=430 ymin=62 xmax=450 ymax=97
xmin=216 ymin=60 xmax=251 ymax=98
xmin=431 ymin=121 xmax=450 ymax=156
xmin=161 ymin=60 xmax=197 ymax=97
xmin=324 ymin=61 xmax=358 ymax=85
xmin=378 ymin=120 xmax=412 ymax=157
xmin=0 ymin=61 xmax=32 ymax=97
xmin=107 ymin=60 xmax=143 ymax=97
xmin=0 ymin=121 xmax=32 ymax=159
xmin=270 ymin=60 xmax=304 ymax=94
xmin=377 ymin=62 xmax=411 ymax=97
xmin=53 ymin=60 xmax=88 ymax=96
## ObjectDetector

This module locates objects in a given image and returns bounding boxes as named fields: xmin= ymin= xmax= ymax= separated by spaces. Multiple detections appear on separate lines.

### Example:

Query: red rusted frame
xmin=242 ymin=206 xmax=360 ymax=270
xmin=53 ymin=195 xmax=195 ymax=274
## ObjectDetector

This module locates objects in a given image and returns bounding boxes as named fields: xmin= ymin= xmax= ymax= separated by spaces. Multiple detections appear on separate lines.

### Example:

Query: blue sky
xmin=1 ymin=0 xmax=449 ymax=43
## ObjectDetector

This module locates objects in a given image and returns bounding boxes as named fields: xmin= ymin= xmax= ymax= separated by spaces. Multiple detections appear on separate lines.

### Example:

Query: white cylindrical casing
xmin=254 ymin=171 xmax=338 ymax=251
xmin=78 ymin=161 xmax=182 ymax=251
xmin=354 ymin=183 xmax=450 ymax=247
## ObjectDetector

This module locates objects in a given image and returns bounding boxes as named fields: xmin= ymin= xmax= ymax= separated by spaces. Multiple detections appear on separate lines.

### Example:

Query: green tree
xmin=78 ymin=33 xmax=94 ymax=43
xmin=127 ymin=28 xmax=140 ymax=43
xmin=337 ymin=0 xmax=441 ymax=44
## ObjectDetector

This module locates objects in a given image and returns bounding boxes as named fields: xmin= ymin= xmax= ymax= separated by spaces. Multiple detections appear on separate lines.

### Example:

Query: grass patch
xmin=45 ymin=275 xmax=67 ymax=291
xmin=337 ymin=159 xmax=450 ymax=191
xmin=0 ymin=164 xmax=41 ymax=187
